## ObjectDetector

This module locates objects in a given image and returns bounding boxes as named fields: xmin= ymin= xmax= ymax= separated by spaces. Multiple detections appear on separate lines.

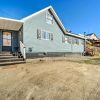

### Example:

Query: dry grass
xmin=0 ymin=57 xmax=100 ymax=100
xmin=70 ymin=57 xmax=100 ymax=65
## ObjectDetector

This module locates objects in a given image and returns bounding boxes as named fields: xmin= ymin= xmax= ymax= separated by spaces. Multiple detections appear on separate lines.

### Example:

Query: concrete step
xmin=0 ymin=58 xmax=24 ymax=62
xmin=0 ymin=56 xmax=18 ymax=59
xmin=0 ymin=61 xmax=26 ymax=66
xmin=0 ymin=52 xmax=25 ymax=66
xmin=0 ymin=51 xmax=11 ymax=54
xmin=0 ymin=54 xmax=13 ymax=56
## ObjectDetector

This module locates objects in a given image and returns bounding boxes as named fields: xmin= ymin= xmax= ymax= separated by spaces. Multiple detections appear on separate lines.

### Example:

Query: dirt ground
xmin=0 ymin=57 xmax=100 ymax=100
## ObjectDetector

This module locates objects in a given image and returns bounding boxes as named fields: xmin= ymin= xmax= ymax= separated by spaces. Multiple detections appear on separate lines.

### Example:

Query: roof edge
xmin=0 ymin=17 xmax=23 ymax=23
xmin=21 ymin=6 xmax=52 ymax=21
xmin=66 ymin=32 xmax=85 ymax=39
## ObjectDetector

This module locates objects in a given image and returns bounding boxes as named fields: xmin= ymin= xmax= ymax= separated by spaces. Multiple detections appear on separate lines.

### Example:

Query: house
xmin=21 ymin=6 xmax=85 ymax=58
xmin=0 ymin=6 xmax=85 ymax=63
xmin=86 ymin=33 xmax=100 ymax=47
xmin=86 ymin=33 xmax=99 ymax=40
xmin=79 ymin=33 xmax=100 ymax=55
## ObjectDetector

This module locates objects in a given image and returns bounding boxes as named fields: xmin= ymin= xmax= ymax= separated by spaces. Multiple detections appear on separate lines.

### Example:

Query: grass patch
xmin=84 ymin=58 xmax=100 ymax=65
xmin=67 ymin=57 xmax=100 ymax=65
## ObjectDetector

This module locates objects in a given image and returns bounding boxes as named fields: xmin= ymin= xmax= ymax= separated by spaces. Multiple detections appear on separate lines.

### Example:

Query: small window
xmin=46 ymin=12 xmax=53 ymax=24
xmin=72 ymin=38 xmax=79 ymax=45
xmin=62 ymin=35 xmax=72 ymax=44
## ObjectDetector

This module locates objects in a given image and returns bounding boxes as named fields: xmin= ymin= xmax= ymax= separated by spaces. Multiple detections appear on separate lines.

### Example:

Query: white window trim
xmin=41 ymin=29 xmax=53 ymax=41
xmin=72 ymin=37 xmax=79 ymax=45
xmin=63 ymin=36 xmax=72 ymax=44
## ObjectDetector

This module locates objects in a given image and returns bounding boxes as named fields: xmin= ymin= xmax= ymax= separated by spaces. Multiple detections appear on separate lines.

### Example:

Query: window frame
xmin=72 ymin=37 xmax=79 ymax=45
xmin=39 ymin=29 xmax=53 ymax=41
xmin=46 ymin=12 xmax=54 ymax=25
xmin=63 ymin=35 xmax=72 ymax=44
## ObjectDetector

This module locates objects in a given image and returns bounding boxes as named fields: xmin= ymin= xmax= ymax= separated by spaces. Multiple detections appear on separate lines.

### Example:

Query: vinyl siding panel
xmin=0 ymin=31 xmax=2 ymax=52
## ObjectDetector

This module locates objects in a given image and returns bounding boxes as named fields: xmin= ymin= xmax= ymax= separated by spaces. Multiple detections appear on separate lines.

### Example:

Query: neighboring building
xmin=0 ymin=6 xmax=85 ymax=59
xmin=86 ymin=33 xmax=100 ymax=47
xmin=93 ymin=40 xmax=100 ymax=47
xmin=86 ymin=33 xmax=99 ymax=40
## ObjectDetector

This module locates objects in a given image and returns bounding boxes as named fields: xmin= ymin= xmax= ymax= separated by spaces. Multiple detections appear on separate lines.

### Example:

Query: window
xmin=62 ymin=35 xmax=65 ymax=43
xmin=62 ymin=35 xmax=72 ymax=44
xmin=42 ymin=31 xmax=53 ymax=40
xmin=67 ymin=36 xmax=72 ymax=44
xmin=81 ymin=40 xmax=84 ymax=45
xmin=42 ymin=31 xmax=50 ymax=40
xmin=72 ymin=38 xmax=75 ymax=44
xmin=37 ymin=29 xmax=41 ymax=39
xmin=72 ymin=37 xmax=79 ymax=45
xmin=3 ymin=32 xmax=11 ymax=46
xmin=46 ymin=12 xmax=53 ymax=24
xmin=37 ymin=29 xmax=53 ymax=40
xmin=76 ymin=39 xmax=79 ymax=44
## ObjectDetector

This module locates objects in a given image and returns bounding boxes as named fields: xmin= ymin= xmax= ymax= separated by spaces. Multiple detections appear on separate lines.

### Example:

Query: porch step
xmin=0 ymin=54 xmax=12 ymax=56
xmin=0 ymin=52 xmax=26 ymax=66
xmin=0 ymin=58 xmax=24 ymax=62
xmin=0 ymin=56 xmax=18 ymax=59
xmin=0 ymin=61 xmax=25 ymax=66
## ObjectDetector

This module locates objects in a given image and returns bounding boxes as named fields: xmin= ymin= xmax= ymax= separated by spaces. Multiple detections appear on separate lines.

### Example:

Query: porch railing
xmin=20 ymin=41 xmax=26 ymax=60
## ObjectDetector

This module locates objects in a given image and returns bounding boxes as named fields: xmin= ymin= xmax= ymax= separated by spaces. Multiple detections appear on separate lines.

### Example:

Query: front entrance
xmin=2 ymin=32 xmax=12 ymax=51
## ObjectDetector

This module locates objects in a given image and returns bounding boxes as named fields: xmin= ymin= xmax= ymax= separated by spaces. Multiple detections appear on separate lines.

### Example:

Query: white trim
xmin=0 ymin=17 xmax=23 ymax=23
xmin=21 ymin=6 xmax=52 ymax=21
xmin=40 ymin=29 xmax=53 ymax=41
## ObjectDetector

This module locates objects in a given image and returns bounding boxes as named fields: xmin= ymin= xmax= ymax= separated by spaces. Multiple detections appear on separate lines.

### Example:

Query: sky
xmin=0 ymin=0 xmax=100 ymax=37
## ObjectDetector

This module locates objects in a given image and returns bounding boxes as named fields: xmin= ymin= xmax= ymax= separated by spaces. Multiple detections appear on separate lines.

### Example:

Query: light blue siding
xmin=72 ymin=38 xmax=84 ymax=53
xmin=0 ymin=31 xmax=2 ymax=52
xmin=23 ymin=10 xmax=84 ymax=53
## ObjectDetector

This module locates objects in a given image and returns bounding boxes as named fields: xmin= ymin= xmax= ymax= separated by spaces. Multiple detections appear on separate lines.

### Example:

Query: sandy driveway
xmin=0 ymin=57 xmax=100 ymax=100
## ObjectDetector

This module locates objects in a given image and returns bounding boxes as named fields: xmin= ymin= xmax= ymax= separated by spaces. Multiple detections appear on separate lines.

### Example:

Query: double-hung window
xmin=37 ymin=29 xmax=53 ymax=41
xmin=72 ymin=37 xmax=79 ymax=45
xmin=46 ymin=12 xmax=53 ymax=24
xmin=42 ymin=31 xmax=50 ymax=40
xmin=62 ymin=35 xmax=72 ymax=44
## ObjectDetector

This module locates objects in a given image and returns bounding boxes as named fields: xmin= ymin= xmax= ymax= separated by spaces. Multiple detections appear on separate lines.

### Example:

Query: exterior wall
xmin=0 ymin=30 xmax=2 ymax=52
xmin=72 ymin=38 xmax=84 ymax=53
xmin=23 ymin=10 xmax=84 ymax=56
